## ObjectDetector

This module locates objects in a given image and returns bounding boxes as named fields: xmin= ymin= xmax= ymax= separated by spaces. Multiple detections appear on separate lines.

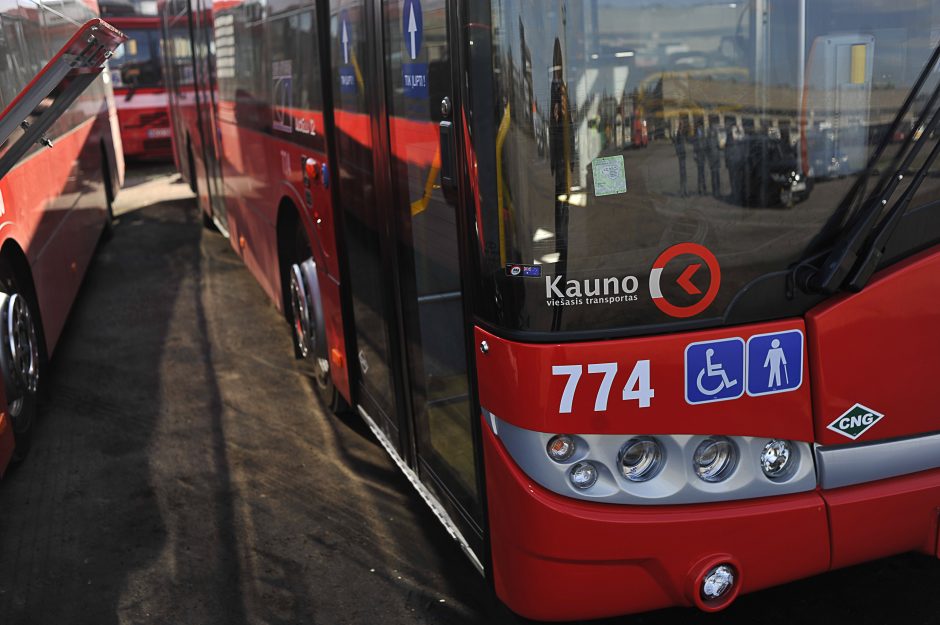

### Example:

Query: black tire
xmin=288 ymin=226 xmax=348 ymax=415
xmin=0 ymin=261 xmax=45 ymax=464
xmin=186 ymin=137 xmax=198 ymax=194
xmin=188 ymin=139 xmax=217 ymax=232
xmin=202 ymin=209 xmax=217 ymax=231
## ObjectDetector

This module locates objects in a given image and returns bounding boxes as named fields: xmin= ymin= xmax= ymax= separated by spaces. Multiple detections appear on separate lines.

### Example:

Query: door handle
xmin=439 ymin=120 xmax=457 ymax=203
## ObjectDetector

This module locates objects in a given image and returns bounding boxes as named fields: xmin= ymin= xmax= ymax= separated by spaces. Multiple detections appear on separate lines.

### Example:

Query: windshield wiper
xmin=845 ymin=123 xmax=940 ymax=291
xmin=800 ymin=43 xmax=940 ymax=294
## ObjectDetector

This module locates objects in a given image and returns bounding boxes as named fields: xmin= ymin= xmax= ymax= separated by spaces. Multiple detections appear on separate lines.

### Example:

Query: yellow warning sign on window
xmin=851 ymin=44 xmax=867 ymax=84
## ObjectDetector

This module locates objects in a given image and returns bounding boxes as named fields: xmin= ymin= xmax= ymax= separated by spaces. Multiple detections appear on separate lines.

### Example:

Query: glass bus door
xmin=192 ymin=0 xmax=229 ymax=233
xmin=381 ymin=0 xmax=482 ymax=528
xmin=330 ymin=0 xmax=482 ymax=549
xmin=330 ymin=0 xmax=405 ymax=451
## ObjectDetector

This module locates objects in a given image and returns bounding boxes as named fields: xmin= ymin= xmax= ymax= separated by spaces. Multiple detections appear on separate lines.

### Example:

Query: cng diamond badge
xmin=827 ymin=404 xmax=884 ymax=440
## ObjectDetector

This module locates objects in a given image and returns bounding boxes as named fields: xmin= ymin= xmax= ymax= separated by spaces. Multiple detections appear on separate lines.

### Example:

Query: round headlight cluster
xmin=760 ymin=439 xmax=793 ymax=479
xmin=548 ymin=433 xmax=798 ymax=494
xmin=618 ymin=437 xmax=664 ymax=482
xmin=546 ymin=434 xmax=576 ymax=463
xmin=693 ymin=436 xmax=737 ymax=482
xmin=568 ymin=462 xmax=598 ymax=489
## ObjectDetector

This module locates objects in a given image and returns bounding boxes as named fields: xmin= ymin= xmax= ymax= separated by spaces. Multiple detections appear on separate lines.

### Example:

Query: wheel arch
xmin=0 ymin=240 xmax=46 ymax=357
xmin=276 ymin=196 xmax=309 ymax=315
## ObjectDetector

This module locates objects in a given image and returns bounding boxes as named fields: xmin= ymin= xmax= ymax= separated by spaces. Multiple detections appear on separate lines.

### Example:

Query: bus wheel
xmin=0 ymin=264 xmax=43 ymax=463
xmin=289 ymin=256 xmax=347 ymax=414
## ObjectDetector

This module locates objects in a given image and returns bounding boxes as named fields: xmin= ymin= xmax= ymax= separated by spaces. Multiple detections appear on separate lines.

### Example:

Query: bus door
xmin=330 ymin=0 xmax=482 ymax=551
xmin=381 ymin=0 xmax=482 ymax=531
xmin=191 ymin=0 xmax=229 ymax=232
xmin=329 ymin=0 xmax=405 ymax=451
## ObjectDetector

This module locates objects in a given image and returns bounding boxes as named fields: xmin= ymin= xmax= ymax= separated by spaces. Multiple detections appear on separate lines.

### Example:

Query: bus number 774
xmin=552 ymin=361 xmax=655 ymax=413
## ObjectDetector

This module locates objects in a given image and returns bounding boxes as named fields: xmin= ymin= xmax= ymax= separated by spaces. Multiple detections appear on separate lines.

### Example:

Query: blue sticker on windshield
xmin=506 ymin=264 xmax=541 ymax=278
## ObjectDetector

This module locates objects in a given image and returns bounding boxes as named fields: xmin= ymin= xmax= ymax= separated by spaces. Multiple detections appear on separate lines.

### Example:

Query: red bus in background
xmin=0 ymin=14 xmax=125 ymax=476
xmin=107 ymin=16 xmax=172 ymax=159
xmin=165 ymin=0 xmax=940 ymax=619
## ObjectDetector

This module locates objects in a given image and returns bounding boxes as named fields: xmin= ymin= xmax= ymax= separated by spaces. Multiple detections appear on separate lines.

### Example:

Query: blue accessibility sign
xmin=685 ymin=337 xmax=745 ymax=404
xmin=746 ymin=329 xmax=803 ymax=396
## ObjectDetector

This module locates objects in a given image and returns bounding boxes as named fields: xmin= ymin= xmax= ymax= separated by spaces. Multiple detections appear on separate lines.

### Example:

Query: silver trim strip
xmin=417 ymin=291 xmax=462 ymax=304
xmin=816 ymin=431 xmax=940 ymax=490
xmin=356 ymin=405 xmax=485 ymax=575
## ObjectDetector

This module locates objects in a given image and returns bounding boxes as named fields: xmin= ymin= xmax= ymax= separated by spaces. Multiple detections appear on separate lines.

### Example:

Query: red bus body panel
xmin=478 ymin=246 xmax=940 ymax=618
xmin=213 ymin=101 xmax=349 ymax=400
xmin=114 ymin=89 xmax=171 ymax=158
xmin=475 ymin=319 xmax=813 ymax=441
xmin=0 ymin=18 xmax=124 ymax=472
xmin=806 ymin=245 xmax=940 ymax=446
xmin=484 ymin=416 xmax=940 ymax=620
xmin=483 ymin=420 xmax=831 ymax=621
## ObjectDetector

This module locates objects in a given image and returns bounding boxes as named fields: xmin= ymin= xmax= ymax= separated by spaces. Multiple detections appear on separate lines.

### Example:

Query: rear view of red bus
xmin=107 ymin=16 xmax=171 ymax=159
xmin=0 ymin=12 xmax=125 ymax=475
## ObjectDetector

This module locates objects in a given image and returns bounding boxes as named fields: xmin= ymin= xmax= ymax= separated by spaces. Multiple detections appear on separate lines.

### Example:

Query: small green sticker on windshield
xmin=592 ymin=155 xmax=627 ymax=197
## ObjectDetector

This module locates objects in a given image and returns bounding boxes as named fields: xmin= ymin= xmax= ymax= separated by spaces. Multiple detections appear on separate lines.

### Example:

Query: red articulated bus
xmin=164 ymin=0 xmax=940 ymax=619
xmin=107 ymin=16 xmax=171 ymax=159
xmin=0 ymin=14 xmax=126 ymax=475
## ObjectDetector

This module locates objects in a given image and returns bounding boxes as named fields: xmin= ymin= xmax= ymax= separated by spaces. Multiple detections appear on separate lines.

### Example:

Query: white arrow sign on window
xmin=407 ymin=2 xmax=418 ymax=60
xmin=342 ymin=20 xmax=349 ymax=64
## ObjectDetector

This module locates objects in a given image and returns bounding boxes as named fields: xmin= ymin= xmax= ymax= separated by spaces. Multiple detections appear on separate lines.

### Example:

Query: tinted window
xmin=466 ymin=0 xmax=940 ymax=336
xmin=110 ymin=28 xmax=163 ymax=88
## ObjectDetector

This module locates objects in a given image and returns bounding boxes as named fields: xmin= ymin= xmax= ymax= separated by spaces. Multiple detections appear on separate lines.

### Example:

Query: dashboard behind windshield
xmin=109 ymin=28 xmax=163 ymax=89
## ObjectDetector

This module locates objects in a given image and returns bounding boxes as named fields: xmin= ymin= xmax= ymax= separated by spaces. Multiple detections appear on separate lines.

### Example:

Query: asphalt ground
xmin=1 ymin=163 xmax=940 ymax=625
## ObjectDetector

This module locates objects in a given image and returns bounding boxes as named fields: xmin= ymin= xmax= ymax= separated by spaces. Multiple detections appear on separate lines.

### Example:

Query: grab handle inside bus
xmin=439 ymin=120 xmax=457 ymax=202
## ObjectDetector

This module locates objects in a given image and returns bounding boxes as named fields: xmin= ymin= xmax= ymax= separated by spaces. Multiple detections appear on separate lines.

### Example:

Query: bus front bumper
xmin=482 ymin=420 xmax=940 ymax=621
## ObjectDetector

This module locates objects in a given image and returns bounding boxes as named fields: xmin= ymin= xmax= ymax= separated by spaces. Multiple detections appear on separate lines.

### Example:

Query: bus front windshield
xmin=109 ymin=29 xmax=163 ymax=89
xmin=467 ymin=0 xmax=940 ymax=336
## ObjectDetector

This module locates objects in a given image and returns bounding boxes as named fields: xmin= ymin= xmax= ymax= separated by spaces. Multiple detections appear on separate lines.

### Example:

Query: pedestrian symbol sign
xmin=746 ymin=330 xmax=803 ymax=397
xmin=685 ymin=337 xmax=745 ymax=404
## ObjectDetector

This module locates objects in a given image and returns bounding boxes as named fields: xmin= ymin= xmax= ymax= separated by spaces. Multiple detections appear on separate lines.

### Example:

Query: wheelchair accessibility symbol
xmin=685 ymin=337 xmax=745 ymax=404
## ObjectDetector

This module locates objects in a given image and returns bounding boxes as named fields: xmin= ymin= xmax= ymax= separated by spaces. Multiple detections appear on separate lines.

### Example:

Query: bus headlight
xmin=568 ymin=462 xmax=598 ymax=489
xmin=693 ymin=437 xmax=737 ymax=482
xmin=618 ymin=436 xmax=664 ymax=482
xmin=760 ymin=439 xmax=793 ymax=479
xmin=546 ymin=434 xmax=576 ymax=463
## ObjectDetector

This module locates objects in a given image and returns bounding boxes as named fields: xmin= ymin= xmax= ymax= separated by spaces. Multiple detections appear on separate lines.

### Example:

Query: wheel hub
xmin=0 ymin=292 xmax=39 ymax=408
xmin=289 ymin=259 xmax=330 ymax=388
xmin=290 ymin=264 xmax=312 ymax=359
